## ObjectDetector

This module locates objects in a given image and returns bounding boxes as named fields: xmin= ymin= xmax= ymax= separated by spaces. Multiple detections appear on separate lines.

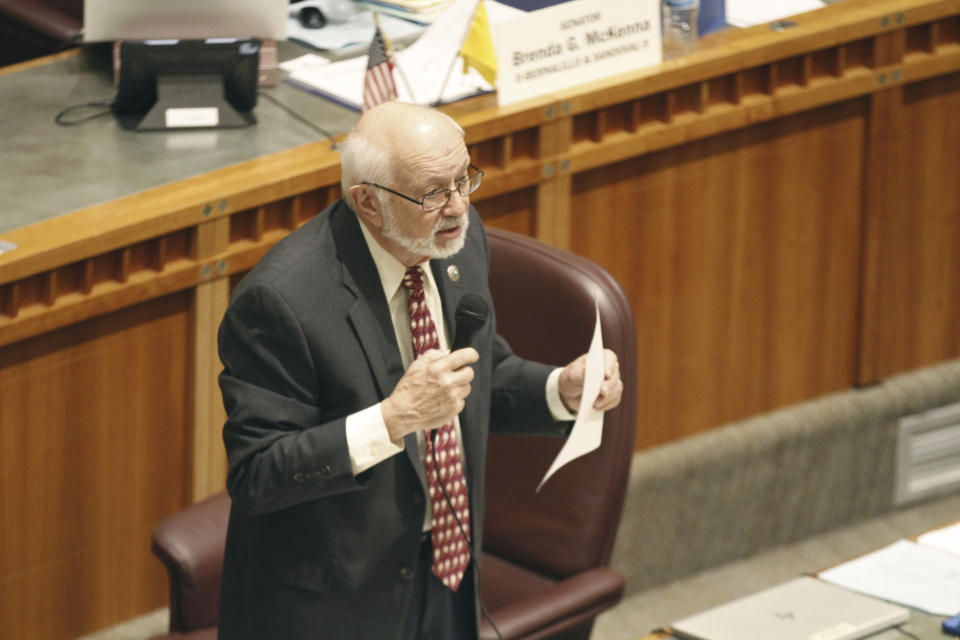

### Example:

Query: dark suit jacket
xmin=217 ymin=200 xmax=567 ymax=640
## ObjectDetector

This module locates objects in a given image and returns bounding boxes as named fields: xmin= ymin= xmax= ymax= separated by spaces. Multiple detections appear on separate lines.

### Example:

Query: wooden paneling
xmin=571 ymin=102 xmax=867 ymax=448
xmin=859 ymin=71 xmax=960 ymax=382
xmin=0 ymin=293 xmax=191 ymax=639
xmin=475 ymin=187 xmax=538 ymax=237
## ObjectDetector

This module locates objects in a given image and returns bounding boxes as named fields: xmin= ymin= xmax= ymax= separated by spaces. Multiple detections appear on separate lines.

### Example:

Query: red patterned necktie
xmin=401 ymin=265 xmax=471 ymax=592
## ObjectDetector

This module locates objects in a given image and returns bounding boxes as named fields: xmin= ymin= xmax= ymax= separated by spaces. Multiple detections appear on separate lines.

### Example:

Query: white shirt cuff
xmin=546 ymin=367 xmax=576 ymax=422
xmin=345 ymin=403 xmax=405 ymax=475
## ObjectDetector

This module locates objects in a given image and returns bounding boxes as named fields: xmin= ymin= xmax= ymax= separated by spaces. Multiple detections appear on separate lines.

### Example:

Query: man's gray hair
xmin=339 ymin=132 xmax=392 ymax=210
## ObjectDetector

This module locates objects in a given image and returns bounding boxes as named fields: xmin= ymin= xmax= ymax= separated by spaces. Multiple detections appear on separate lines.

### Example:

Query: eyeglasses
xmin=363 ymin=164 xmax=484 ymax=213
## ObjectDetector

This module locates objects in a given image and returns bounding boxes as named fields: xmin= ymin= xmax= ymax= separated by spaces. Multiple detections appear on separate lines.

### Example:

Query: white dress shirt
xmin=344 ymin=219 xmax=573 ymax=527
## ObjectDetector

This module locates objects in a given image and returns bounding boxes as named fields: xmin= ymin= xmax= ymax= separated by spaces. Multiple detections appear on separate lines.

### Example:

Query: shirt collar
xmin=356 ymin=214 xmax=436 ymax=302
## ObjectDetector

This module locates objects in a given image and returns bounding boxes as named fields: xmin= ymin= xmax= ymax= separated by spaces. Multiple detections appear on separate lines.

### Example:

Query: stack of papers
xmin=726 ymin=0 xmax=826 ymax=28
xmin=355 ymin=0 xmax=454 ymax=24
xmin=287 ymin=0 xmax=509 ymax=110
xmin=287 ymin=10 xmax=425 ymax=57
xmin=917 ymin=520 xmax=960 ymax=557
xmin=286 ymin=54 xmax=491 ymax=109
xmin=819 ymin=522 xmax=960 ymax=617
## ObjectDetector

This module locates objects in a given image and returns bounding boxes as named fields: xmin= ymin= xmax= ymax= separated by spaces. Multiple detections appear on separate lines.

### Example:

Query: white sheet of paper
xmin=537 ymin=298 xmax=604 ymax=492
xmin=279 ymin=54 xmax=331 ymax=73
xmin=917 ymin=520 xmax=960 ymax=557
xmin=392 ymin=0 xmax=486 ymax=104
xmin=818 ymin=539 xmax=960 ymax=616
xmin=725 ymin=0 xmax=825 ymax=28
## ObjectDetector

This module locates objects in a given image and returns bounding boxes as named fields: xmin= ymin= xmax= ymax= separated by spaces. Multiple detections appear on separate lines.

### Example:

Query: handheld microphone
xmin=451 ymin=293 xmax=489 ymax=352
xmin=434 ymin=292 xmax=503 ymax=640
xmin=431 ymin=294 xmax=488 ymax=445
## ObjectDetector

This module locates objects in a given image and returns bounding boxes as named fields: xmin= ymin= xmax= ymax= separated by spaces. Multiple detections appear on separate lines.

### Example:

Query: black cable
xmin=257 ymin=90 xmax=338 ymax=148
xmin=54 ymin=101 xmax=113 ymax=126
xmin=48 ymin=32 xmax=115 ymax=126
xmin=430 ymin=437 xmax=504 ymax=640
xmin=53 ymin=85 xmax=338 ymax=135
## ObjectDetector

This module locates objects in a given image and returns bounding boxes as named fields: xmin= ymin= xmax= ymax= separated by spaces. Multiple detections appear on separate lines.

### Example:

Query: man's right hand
xmin=381 ymin=348 xmax=479 ymax=443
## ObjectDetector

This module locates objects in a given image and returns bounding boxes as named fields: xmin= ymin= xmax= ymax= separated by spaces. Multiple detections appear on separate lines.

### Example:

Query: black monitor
xmin=112 ymin=38 xmax=261 ymax=131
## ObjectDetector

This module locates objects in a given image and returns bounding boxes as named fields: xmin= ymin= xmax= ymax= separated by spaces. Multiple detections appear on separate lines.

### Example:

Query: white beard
xmin=380 ymin=205 xmax=469 ymax=260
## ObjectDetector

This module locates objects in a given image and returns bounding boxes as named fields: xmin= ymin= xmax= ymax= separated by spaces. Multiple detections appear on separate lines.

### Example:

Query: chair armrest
xmin=480 ymin=567 xmax=625 ymax=640
xmin=151 ymin=492 xmax=230 ymax=632
xmin=0 ymin=0 xmax=82 ymax=41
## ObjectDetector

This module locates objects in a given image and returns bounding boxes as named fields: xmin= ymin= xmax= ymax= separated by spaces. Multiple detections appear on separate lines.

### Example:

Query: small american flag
xmin=362 ymin=23 xmax=398 ymax=111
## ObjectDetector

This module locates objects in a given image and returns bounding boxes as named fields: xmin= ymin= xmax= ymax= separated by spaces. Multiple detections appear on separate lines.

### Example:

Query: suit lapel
xmin=330 ymin=204 xmax=429 ymax=488
xmin=330 ymin=203 xmax=405 ymax=401
xmin=431 ymin=258 xmax=464 ymax=345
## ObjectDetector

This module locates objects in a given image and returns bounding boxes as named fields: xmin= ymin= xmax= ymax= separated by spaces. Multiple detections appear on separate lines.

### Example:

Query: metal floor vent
xmin=895 ymin=401 xmax=960 ymax=506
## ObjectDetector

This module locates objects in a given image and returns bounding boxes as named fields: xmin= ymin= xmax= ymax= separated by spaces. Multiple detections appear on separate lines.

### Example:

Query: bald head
xmin=357 ymin=101 xmax=464 ymax=157
xmin=339 ymin=102 xmax=465 ymax=205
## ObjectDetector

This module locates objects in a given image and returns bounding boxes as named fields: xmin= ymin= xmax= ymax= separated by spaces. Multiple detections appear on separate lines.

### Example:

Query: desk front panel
xmin=569 ymin=100 xmax=866 ymax=448
xmin=0 ymin=293 xmax=191 ymax=638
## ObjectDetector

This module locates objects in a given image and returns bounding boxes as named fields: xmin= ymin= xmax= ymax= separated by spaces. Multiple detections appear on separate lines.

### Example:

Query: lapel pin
xmin=446 ymin=265 xmax=460 ymax=283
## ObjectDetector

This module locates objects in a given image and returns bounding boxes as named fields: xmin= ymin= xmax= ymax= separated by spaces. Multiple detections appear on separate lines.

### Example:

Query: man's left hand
xmin=558 ymin=348 xmax=623 ymax=414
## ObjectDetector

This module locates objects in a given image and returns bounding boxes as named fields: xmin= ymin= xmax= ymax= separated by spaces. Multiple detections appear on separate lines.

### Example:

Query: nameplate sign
xmin=494 ymin=0 xmax=661 ymax=106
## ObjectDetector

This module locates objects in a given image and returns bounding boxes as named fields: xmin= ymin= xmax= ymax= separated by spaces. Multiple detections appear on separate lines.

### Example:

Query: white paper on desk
xmin=918 ymin=521 xmax=960 ymax=558
xmin=392 ymin=0 xmax=487 ymax=104
xmin=287 ymin=12 xmax=425 ymax=53
xmin=536 ymin=298 xmax=604 ymax=492
xmin=280 ymin=54 xmax=331 ymax=73
xmin=819 ymin=539 xmax=960 ymax=616
xmin=726 ymin=0 xmax=825 ymax=28
xmin=287 ymin=54 xmax=490 ymax=110
xmin=286 ymin=0 xmax=496 ymax=109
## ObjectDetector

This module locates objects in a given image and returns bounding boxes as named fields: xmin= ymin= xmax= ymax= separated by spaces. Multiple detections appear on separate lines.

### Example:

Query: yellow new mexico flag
xmin=459 ymin=1 xmax=497 ymax=86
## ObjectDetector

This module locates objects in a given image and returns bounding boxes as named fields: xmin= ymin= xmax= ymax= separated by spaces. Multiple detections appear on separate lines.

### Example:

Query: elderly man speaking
xmin=216 ymin=101 xmax=623 ymax=640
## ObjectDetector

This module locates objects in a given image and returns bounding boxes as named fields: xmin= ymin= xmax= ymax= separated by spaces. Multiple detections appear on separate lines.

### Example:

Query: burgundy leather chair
xmin=152 ymin=492 xmax=228 ymax=640
xmin=150 ymin=227 xmax=637 ymax=640
xmin=0 ymin=0 xmax=82 ymax=66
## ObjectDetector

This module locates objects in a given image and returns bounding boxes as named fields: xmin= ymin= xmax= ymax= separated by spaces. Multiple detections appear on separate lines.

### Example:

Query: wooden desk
xmin=1 ymin=1 xmax=959 ymax=637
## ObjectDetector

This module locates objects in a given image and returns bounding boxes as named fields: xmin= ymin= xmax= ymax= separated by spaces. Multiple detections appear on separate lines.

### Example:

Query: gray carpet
xmin=608 ymin=360 xmax=960 ymax=599
xmin=593 ymin=491 xmax=960 ymax=640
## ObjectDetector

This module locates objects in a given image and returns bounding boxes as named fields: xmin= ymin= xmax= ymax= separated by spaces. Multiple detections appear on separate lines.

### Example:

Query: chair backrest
xmin=0 ymin=0 xmax=83 ymax=39
xmin=484 ymin=228 xmax=637 ymax=579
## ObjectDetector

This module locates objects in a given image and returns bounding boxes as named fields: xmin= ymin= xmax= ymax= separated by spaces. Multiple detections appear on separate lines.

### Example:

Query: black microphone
xmin=431 ymin=294 xmax=488 ymax=445
xmin=451 ymin=293 xmax=489 ymax=352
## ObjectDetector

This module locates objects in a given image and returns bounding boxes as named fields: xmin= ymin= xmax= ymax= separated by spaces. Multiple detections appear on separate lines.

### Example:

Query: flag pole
xmin=434 ymin=0 xmax=493 ymax=106
xmin=376 ymin=13 xmax=418 ymax=104
xmin=433 ymin=1 xmax=478 ymax=106
xmin=433 ymin=43 xmax=463 ymax=107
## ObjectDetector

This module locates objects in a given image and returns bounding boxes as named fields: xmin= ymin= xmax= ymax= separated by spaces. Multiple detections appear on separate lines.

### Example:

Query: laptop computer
xmin=670 ymin=576 xmax=910 ymax=640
